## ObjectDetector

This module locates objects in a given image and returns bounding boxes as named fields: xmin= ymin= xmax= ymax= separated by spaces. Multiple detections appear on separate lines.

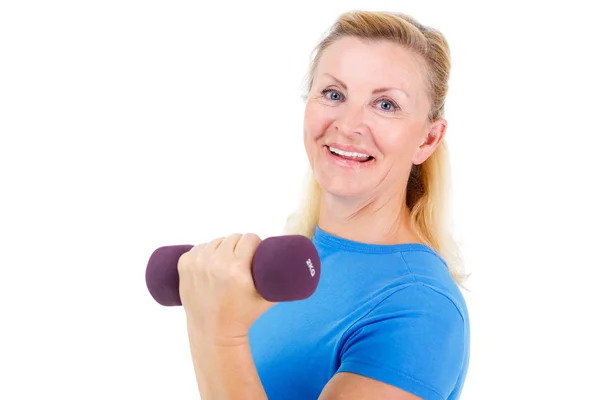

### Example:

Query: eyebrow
xmin=323 ymin=73 xmax=410 ymax=98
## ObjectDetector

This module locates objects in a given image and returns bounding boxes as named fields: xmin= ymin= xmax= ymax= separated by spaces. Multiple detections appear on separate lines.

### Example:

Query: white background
xmin=1 ymin=1 xmax=599 ymax=399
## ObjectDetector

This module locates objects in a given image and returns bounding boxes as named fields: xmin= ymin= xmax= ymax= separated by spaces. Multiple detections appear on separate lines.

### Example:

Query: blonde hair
xmin=284 ymin=10 xmax=469 ymax=286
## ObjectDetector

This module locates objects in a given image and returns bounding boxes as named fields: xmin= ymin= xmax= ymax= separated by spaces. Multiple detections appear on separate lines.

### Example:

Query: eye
xmin=320 ymin=88 xmax=400 ymax=113
xmin=320 ymin=88 xmax=342 ymax=101
xmin=377 ymin=98 xmax=400 ymax=113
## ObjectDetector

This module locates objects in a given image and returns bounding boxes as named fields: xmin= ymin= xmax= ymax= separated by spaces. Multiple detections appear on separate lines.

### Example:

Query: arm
xmin=187 ymin=285 xmax=466 ymax=400
xmin=188 ymin=335 xmax=421 ymax=400
xmin=188 ymin=331 xmax=419 ymax=400
xmin=319 ymin=284 xmax=467 ymax=400
xmin=319 ymin=372 xmax=422 ymax=400
xmin=187 ymin=326 xmax=267 ymax=400
xmin=177 ymin=233 xmax=273 ymax=400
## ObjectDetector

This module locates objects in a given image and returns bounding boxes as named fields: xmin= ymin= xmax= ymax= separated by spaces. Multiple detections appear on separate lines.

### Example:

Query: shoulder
xmin=342 ymin=282 xmax=467 ymax=351
xmin=384 ymin=282 xmax=467 ymax=324
xmin=337 ymin=283 xmax=469 ymax=400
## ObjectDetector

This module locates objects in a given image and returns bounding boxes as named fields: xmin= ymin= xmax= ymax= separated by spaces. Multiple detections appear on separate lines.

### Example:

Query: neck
xmin=317 ymin=189 xmax=421 ymax=246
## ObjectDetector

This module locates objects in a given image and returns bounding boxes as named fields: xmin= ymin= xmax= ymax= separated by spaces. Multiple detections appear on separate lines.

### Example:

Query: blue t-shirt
xmin=248 ymin=225 xmax=470 ymax=400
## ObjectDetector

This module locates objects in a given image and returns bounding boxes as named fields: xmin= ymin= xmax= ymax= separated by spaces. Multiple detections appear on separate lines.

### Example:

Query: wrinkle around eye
xmin=317 ymin=87 xmax=403 ymax=114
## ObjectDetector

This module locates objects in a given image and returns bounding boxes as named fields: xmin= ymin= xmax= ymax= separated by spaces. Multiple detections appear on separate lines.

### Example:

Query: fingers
xmin=182 ymin=238 xmax=221 ymax=266
xmin=234 ymin=233 xmax=262 ymax=260
xmin=203 ymin=237 xmax=225 ymax=252
xmin=218 ymin=233 xmax=243 ymax=254
xmin=186 ymin=233 xmax=261 ymax=261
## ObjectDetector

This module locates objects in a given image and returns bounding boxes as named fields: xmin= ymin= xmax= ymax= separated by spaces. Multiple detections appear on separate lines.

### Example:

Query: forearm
xmin=187 ymin=329 xmax=267 ymax=400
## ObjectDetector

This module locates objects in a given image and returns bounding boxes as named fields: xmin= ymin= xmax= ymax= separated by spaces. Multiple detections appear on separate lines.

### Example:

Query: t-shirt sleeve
xmin=336 ymin=284 xmax=466 ymax=400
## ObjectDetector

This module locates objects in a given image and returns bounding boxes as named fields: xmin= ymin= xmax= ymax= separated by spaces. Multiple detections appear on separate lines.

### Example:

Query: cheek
xmin=375 ymin=125 xmax=420 ymax=160
xmin=303 ymin=102 xmax=332 ymax=141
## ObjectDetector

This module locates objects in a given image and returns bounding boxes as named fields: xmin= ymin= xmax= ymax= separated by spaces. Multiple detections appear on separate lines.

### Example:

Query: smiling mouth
xmin=326 ymin=145 xmax=374 ymax=162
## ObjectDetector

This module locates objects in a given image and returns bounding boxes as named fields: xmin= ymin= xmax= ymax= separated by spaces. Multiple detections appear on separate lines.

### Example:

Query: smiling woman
xmin=264 ymin=10 xmax=471 ymax=399
xmin=180 ymin=9 xmax=470 ymax=400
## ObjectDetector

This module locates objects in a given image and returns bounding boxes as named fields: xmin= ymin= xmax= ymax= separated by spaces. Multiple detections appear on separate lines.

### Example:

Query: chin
xmin=314 ymin=169 xmax=371 ymax=199
xmin=308 ymin=144 xmax=380 ymax=199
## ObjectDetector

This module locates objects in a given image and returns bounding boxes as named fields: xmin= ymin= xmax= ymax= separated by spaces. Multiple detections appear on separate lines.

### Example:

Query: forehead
xmin=316 ymin=36 xmax=425 ymax=96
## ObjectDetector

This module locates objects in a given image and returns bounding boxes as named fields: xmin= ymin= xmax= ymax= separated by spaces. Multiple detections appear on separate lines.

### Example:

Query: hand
xmin=177 ymin=233 xmax=276 ymax=347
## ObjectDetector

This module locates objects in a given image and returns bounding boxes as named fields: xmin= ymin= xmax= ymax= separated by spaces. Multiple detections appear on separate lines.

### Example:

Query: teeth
xmin=329 ymin=146 xmax=370 ymax=159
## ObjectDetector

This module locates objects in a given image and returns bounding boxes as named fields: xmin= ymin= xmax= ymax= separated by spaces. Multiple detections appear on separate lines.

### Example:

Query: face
xmin=303 ymin=36 xmax=446 ymax=201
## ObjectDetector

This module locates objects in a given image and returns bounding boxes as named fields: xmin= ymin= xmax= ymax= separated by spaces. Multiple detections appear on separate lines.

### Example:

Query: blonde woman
xmin=178 ymin=10 xmax=470 ymax=400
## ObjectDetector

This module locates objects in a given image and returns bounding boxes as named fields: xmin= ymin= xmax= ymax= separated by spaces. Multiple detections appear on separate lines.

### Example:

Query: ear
xmin=412 ymin=118 xmax=447 ymax=165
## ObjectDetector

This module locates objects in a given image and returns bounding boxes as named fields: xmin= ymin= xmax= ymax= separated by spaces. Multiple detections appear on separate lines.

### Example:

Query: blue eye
xmin=379 ymin=100 xmax=394 ymax=111
xmin=320 ymin=88 xmax=342 ymax=101
xmin=319 ymin=88 xmax=400 ymax=113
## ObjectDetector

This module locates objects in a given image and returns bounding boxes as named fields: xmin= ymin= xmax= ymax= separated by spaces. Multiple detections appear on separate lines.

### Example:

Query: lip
xmin=323 ymin=145 xmax=376 ymax=169
xmin=326 ymin=143 xmax=373 ymax=157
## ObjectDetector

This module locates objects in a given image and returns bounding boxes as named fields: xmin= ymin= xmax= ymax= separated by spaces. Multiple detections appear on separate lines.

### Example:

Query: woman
xmin=177 ymin=10 xmax=470 ymax=400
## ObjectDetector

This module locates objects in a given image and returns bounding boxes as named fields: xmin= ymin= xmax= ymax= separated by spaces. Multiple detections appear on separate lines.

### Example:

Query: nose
xmin=334 ymin=102 xmax=366 ymax=137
